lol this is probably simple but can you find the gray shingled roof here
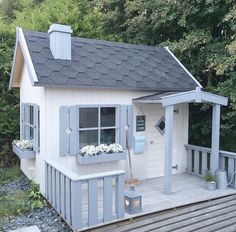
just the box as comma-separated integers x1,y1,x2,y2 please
23,30,198,91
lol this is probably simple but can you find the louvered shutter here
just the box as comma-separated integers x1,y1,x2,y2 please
69,105,78,155
59,106,70,156
127,105,133,149
33,104,40,152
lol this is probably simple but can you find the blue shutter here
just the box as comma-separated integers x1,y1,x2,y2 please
33,104,40,152
119,105,127,149
127,105,133,149
69,106,78,155
20,103,25,140
59,106,70,156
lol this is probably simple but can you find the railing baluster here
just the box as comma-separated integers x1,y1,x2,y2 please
103,176,113,222
65,177,71,223
116,174,125,219
228,157,235,188
219,156,225,170
88,179,98,226
201,152,208,176
48,166,52,202
71,181,82,229
194,150,200,175
55,170,60,212
51,168,56,208
186,148,192,173
60,174,65,218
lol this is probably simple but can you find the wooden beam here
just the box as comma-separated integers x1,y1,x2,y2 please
164,105,174,194
211,104,221,171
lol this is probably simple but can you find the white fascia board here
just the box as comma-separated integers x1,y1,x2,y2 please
201,91,228,106
9,30,19,89
161,88,228,106
165,47,202,88
161,89,197,106
17,27,38,84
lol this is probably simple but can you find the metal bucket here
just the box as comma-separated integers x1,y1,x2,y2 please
216,169,227,190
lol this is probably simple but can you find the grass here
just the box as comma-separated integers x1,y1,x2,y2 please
0,164,45,228
0,164,23,184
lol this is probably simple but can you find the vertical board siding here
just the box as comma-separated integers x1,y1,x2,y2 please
44,161,125,231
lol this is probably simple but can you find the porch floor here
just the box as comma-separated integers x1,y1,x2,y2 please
125,173,236,217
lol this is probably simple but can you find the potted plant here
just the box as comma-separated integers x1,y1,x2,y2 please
12,140,35,159
204,170,217,191
77,143,126,164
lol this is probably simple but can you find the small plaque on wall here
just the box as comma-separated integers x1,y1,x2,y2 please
136,115,146,132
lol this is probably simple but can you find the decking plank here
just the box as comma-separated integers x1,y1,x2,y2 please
214,223,236,232
93,195,236,232
161,205,236,232
131,202,236,232
177,211,236,232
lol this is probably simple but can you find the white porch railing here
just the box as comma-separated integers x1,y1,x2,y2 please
44,159,125,231
185,144,236,189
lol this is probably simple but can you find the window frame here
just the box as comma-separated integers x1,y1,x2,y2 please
77,105,120,148
21,103,40,152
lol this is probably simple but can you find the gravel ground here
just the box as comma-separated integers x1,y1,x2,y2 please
1,175,72,232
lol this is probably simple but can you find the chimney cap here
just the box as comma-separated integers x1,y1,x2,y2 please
48,24,72,34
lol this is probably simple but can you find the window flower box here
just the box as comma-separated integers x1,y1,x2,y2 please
77,151,126,164
77,144,126,164
12,140,35,159
12,145,36,159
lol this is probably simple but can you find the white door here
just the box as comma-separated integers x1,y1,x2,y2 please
144,104,177,179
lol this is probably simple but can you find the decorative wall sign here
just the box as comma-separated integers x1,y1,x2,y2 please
136,115,146,132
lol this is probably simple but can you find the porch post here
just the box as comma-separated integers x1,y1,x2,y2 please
211,103,221,171
164,105,174,195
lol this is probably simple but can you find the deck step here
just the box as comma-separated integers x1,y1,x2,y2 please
92,194,236,232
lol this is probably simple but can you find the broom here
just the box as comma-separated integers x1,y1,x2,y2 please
125,125,140,187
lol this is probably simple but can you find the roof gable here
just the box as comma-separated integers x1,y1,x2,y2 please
9,27,38,89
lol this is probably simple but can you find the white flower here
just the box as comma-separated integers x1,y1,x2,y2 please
13,139,33,150
80,143,123,156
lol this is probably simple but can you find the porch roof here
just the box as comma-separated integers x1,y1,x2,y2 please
132,87,228,106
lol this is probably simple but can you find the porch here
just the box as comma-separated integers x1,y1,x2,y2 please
44,144,236,231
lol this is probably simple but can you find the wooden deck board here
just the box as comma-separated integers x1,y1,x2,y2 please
91,194,236,232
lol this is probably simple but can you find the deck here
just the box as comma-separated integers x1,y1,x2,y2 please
92,194,236,232
84,173,236,231
133,173,236,215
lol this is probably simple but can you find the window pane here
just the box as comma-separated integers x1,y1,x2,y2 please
101,107,116,127
24,105,29,123
101,129,116,145
79,108,98,128
79,130,98,149
29,106,34,125
24,125,34,140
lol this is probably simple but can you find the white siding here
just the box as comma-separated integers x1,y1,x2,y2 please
19,64,189,192
20,63,46,192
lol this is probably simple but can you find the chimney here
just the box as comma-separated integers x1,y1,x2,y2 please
48,24,73,60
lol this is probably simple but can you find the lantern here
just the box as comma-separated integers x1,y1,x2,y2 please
124,186,142,214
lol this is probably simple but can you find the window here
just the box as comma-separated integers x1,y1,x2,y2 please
155,116,165,135
21,103,40,151
78,106,118,149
